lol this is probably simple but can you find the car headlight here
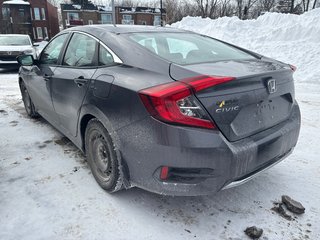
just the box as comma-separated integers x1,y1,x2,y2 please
24,49,35,54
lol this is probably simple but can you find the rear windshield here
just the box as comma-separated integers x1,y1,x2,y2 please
128,32,256,65
0,35,31,46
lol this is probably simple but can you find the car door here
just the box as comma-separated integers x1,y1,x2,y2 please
27,33,69,123
51,32,98,137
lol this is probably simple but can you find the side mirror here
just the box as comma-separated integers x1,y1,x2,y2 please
17,55,34,66
33,43,39,47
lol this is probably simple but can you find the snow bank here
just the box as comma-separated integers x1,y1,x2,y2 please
171,9,320,84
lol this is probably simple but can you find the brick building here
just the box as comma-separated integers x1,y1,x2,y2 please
0,0,59,41
61,4,113,29
116,7,165,26
0,0,32,36
60,4,166,29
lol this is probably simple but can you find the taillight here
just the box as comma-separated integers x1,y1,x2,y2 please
289,64,297,72
139,75,235,129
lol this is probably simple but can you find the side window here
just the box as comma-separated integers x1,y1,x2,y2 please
63,33,97,67
99,44,114,66
40,34,68,65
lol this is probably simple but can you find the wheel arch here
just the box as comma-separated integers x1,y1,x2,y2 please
18,76,25,88
78,104,131,188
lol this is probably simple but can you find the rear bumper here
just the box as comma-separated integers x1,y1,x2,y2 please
222,148,293,190
117,102,301,196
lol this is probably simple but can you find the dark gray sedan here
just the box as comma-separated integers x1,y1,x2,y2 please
17,25,300,196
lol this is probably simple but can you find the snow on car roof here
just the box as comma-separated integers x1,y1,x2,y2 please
0,34,30,36
3,0,30,5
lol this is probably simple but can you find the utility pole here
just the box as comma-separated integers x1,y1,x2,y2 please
112,0,116,25
160,0,163,26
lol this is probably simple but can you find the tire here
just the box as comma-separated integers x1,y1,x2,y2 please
85,119,123,193
19,81,39,118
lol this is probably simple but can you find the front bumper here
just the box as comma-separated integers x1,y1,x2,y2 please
117,103,301,196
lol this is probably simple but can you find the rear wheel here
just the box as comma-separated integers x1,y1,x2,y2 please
85,119,123,193
19,81,39,118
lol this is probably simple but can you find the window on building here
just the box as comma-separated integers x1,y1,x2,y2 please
154,16,161,26
40,34,68,65
122,15,133,25
41,8,46,20
18,8,25,18
2,7,10,20
67,12,79,21
44,27,48,39
34,8,40,20
30,8,33,20
36,27,43,39
63,33,97,67
101,14,112,24
123,15,132,20
88,20,93,25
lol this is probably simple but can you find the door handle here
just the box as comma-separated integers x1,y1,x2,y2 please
74,76,87,87
43,74,52,81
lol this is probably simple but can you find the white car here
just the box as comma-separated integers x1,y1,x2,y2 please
0,34,37,68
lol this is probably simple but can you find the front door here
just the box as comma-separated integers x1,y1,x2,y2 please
27,33,69,123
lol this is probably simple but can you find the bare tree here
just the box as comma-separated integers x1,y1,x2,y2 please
258,0,276,11
164,0,198,24
290,0,295,12
305,0,311,10
218,0,234,17
312,0,318,8
121,0,135,7
48,0,65,6
236,0,259,19
194,0,220,18
164,0,178,23
236,0,244,18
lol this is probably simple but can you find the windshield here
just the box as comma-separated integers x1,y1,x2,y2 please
128,32,256,65
0,35,31,46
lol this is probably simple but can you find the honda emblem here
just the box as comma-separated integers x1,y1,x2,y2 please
267,79,276,94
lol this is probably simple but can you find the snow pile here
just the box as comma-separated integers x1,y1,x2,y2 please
172,9,320,84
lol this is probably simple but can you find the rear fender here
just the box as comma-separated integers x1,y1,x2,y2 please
78,104,131,188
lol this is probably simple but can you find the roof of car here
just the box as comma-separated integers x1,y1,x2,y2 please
65,25,189,34
0,34,30,36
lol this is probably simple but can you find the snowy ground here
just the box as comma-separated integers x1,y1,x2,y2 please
1,10,320,240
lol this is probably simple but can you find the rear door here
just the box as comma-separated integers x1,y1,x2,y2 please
51,32,98,137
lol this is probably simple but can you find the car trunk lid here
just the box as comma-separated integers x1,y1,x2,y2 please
170,59,295,142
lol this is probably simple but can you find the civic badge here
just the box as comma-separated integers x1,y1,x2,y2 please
267,79,276,94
